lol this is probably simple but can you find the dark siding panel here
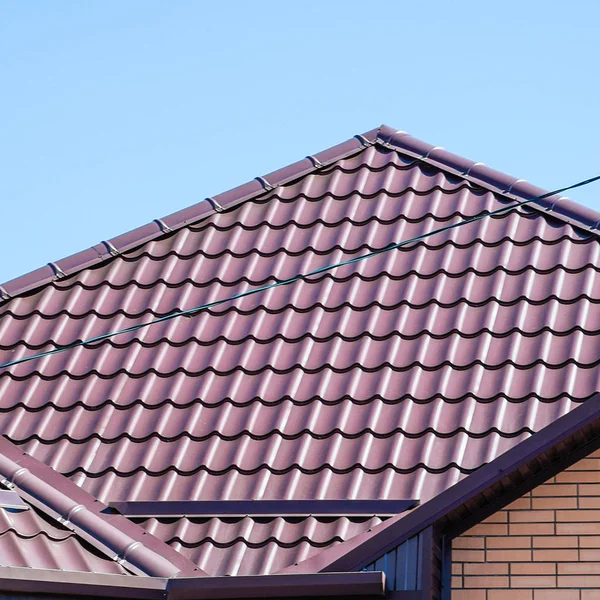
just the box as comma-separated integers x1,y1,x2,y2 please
364,534,422,591
395,539,408,590
405,534,419,590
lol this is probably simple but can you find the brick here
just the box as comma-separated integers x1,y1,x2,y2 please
534,591,579,600
582,592,600,600
532,535,578,548
566,458,600,470
586,449,600,458
579,484,600,496
558,561,600,574
533,549,578,562
557,509,600,522
487,536,531,549
464,562,509,575
451,576,462,588
509,510,555,523
532,484,577,497
506,497,532,510
579,497,600,508
452,563,463,575
487,549,532,562
510,575,556,588
580,549,600,561
532,496,577,510
489,592,532,600
452,591,486,600
558,575,600,587
579,535,600,548
483,512,508,523
452,549,485,562
454,537,485,549
464,575,509,588
557,522,600,535
465,523,508,536
511,563,555,575
555,470,600,483
509,523,555,536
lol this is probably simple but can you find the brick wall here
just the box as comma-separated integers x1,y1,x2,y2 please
452,448,600,600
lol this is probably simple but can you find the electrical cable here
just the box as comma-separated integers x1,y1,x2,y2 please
2,173,600,371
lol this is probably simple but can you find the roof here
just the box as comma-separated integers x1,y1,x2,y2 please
0,435,199,577
0,124,599,582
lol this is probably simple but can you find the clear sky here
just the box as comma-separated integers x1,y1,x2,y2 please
2,1,599,284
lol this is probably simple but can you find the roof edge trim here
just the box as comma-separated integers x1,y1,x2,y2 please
0,567,167,599
0,566,386,599
111,499,418,517
166,571,386,599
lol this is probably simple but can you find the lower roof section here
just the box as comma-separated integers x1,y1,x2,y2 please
135,515,388,577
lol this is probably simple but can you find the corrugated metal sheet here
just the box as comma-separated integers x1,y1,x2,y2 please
0,135,599,576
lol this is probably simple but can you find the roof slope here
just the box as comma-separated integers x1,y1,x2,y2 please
0,125,599,576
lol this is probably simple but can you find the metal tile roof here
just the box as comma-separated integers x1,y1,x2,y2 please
135,516,386,576
0,436,200,577
0,503,131,574
0,124,599,577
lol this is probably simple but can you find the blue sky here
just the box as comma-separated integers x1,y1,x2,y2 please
1,1,599,284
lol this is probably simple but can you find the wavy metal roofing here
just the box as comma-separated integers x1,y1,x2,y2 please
0,435,200,578
0,125,599,576
0,501,131,574
135,516,386,576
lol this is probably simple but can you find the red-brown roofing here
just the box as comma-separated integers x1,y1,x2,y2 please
0,435,199,577
0,124,599,578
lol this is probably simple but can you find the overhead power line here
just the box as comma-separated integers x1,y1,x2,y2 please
1,173,600,371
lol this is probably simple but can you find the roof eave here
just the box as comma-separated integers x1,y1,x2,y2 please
0,568,167,600
0,567,387,600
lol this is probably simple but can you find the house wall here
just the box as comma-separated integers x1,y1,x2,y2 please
451,448,600,600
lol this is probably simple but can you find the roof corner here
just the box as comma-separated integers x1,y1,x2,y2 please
0,436,202,578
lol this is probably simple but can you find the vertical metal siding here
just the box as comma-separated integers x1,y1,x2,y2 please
364,533,422,591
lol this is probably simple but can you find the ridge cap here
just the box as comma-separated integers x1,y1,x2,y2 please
0,128,379,302
3,124,597,303
375,127,600,236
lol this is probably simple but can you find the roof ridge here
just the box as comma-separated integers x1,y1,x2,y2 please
0,436,202,578
0,128,380,302
376,125,600,236
2,123,598,303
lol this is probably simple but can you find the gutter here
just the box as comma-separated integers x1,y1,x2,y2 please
0,568,386,599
